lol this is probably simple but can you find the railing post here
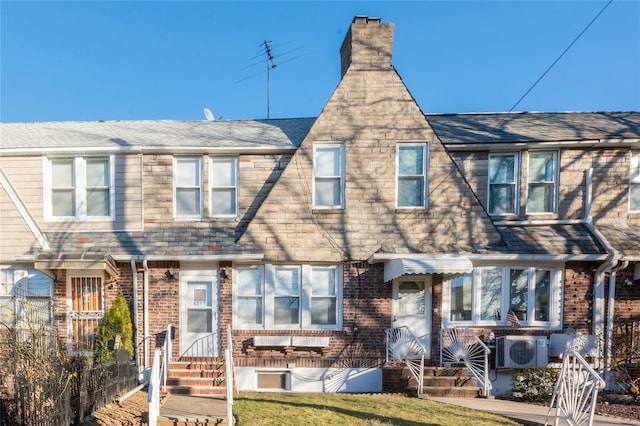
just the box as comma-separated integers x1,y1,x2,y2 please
148,348,161,426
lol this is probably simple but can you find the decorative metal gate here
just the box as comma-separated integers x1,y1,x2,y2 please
68,275,104,354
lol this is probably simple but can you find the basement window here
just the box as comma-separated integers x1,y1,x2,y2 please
257,371,290,391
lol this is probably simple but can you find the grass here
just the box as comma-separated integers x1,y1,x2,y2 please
233,393,522,426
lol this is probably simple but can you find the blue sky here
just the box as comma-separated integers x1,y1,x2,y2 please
1,1,639,123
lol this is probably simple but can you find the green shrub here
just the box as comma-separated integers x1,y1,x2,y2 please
512,367,559,402
94,292,134,363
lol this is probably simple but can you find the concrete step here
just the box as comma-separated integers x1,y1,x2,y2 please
168,368,225,378
423,366,470,377
166,377,226,387
423,376,478,388
417,386,481,398
165,385,226,395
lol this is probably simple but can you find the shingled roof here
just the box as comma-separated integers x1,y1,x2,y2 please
495,224,606,256
0,118,315,151
427,111,640,145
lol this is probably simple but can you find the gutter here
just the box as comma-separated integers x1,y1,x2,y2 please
131,259,140,377
143,259,149,370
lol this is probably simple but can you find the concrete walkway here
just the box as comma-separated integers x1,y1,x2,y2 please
428,397,640,426
158,394,640,426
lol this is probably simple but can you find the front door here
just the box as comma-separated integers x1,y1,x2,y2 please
392,276,432,355
180,264,219,357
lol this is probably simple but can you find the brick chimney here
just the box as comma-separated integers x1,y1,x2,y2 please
340,16,394,77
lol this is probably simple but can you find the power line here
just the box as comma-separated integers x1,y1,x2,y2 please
503,0,613,117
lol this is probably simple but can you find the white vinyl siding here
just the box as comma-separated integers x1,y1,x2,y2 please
631,151,640,212
174,157,202,218
210,157,238,217
488,153,518,215
45,156,114,221
527,151,558,214
234,264,342,330
396,143,428,208
313,144,345,209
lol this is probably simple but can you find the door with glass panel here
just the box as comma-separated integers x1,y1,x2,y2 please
180,265,219,357
392,277,432,355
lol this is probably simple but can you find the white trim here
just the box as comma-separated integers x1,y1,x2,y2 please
525,150,559,215
209,156,239,218
312,143,345,209
43,155,115,222
0,166,50,250
395,142,429,209
173,156,203,219
488,152,520,216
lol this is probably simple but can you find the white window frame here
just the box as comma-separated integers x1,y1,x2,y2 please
174,156,203,219
209,156,239,217
233,264,342,331
44,156,115,221
442,264,562,329
488,152,519,215
526,151,559,214
313,143,345,209
396,142,428,209
630,151,640,212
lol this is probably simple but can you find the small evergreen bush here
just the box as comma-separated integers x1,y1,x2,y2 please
512,367,559,402
94,292,134,363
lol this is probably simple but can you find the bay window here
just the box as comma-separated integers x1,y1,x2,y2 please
444,265,560,328
234,264,342,330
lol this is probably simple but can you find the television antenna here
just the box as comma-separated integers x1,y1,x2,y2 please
236,41,309,119
261,40,276,119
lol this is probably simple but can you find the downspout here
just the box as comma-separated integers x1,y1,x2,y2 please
605,260,628,387
143,259,149,370
583,168,621,372
130,259,140,376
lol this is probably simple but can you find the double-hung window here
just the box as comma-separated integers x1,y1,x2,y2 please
313,144,345,209
234,264,342,330
527,151,558,214
45,156,113,220
631,151,640,212
210,157,238,217
444,265,560,328
396,143,428,208
488,153,518,215
0,267,53,325
174,157,202,218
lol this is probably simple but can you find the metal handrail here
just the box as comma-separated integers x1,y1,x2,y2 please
148,348,161,426
225,325,234,425
440,327,492,397
386,326,427,394
161,324,172,392
546,350,605,426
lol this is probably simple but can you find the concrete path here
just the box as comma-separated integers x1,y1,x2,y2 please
428,397,640,426
159,394,229,424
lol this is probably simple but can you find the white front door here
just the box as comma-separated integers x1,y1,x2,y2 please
180,264,219,357
392,276,432,355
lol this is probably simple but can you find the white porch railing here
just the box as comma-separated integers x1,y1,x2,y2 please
545,350,605,426
225,325,235,425
440,327,492,397
148,324,172,426
386,326,427,394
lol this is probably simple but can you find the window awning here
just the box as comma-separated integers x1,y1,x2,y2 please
34,253,119,279
382,255,473,282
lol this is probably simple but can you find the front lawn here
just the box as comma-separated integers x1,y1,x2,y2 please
233,393,521,426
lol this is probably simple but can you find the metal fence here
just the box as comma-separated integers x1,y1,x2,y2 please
0,323,138,426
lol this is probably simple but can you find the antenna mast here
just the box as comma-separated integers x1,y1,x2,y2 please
261,40,277,119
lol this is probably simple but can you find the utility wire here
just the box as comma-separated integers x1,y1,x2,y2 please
503,0,613,116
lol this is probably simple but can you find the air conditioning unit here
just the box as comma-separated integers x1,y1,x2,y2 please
496,336,548,369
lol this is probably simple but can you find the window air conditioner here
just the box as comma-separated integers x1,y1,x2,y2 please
496,336,548,369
